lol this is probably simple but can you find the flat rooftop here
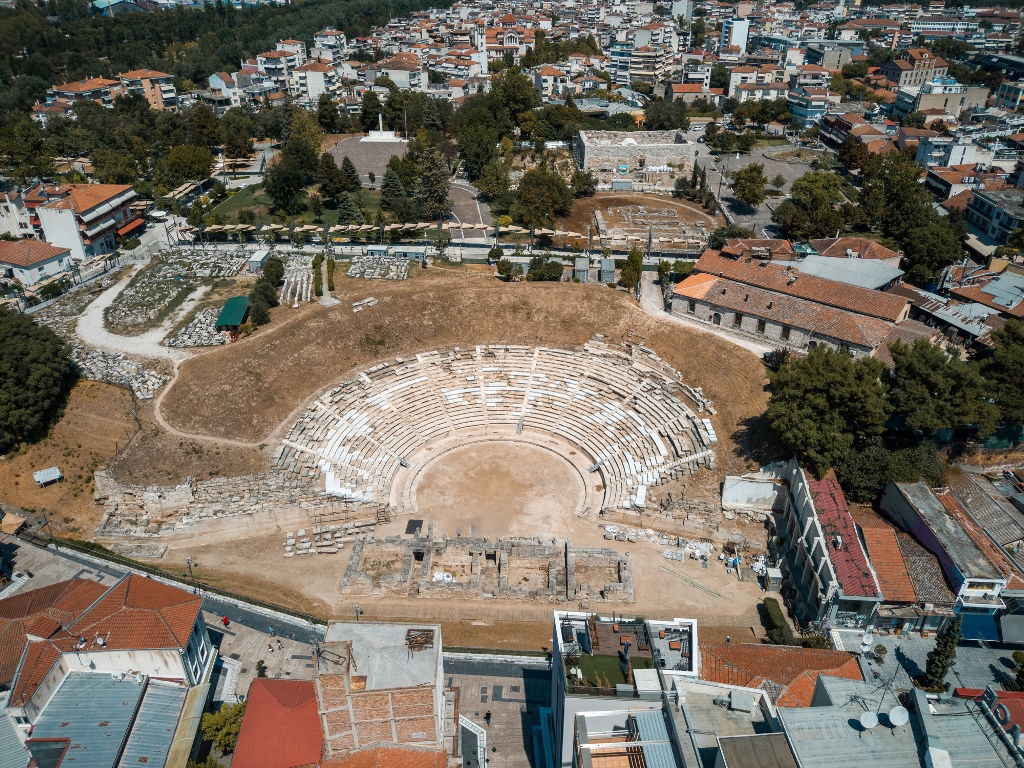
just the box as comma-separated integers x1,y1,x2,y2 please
323,621,441,690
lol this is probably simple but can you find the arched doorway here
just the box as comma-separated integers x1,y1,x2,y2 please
712,313,721,325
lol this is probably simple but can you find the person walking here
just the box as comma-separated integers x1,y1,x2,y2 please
222,616,230,628
484,710,491,726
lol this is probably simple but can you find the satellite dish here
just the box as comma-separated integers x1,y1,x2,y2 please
889,706,909,728
860,711,879,730
861,634,874,647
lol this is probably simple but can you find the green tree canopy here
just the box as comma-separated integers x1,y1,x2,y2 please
981,318,1024,424
317,152,344,201
336,192,364,224
922,615,961,690
339,155,362,192
767,345,891,475
361,91,382,130
476,160,511,201
886,339,996,436
263,155,306,214
513,166,573,228
379,166,409,218
771,170,846,240
200,701,246,753
731,163,768,209
414,147,451,221
0,308,76,454
159,144,214,188
261,255,284,286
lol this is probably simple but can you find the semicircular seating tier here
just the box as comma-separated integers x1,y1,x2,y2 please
274,342,717,512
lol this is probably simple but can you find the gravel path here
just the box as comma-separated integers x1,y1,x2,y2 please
75,267,207,361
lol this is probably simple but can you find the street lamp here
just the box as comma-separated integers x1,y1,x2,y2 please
186,556,199,593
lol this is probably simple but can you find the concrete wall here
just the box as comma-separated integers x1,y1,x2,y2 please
38,207,85,261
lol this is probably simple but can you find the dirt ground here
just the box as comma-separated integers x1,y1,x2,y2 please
560,192,725,243
159,270,769,489
0,381,136,536
412,442,585,537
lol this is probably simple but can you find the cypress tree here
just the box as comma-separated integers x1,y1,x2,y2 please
922,614,962,690
379,167,407,216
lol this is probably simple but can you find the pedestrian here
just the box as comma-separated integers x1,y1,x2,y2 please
268,643,274,654
222,616,230,628
277,640,284,651
269,626,275,637
484,710,491,726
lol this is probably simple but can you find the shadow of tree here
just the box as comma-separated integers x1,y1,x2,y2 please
730,412,785,468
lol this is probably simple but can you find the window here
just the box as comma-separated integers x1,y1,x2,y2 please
781,326,791,340
756,319,766,334
14,716,28,725
712,312,721,325
687,300,696,314
733,313,742,328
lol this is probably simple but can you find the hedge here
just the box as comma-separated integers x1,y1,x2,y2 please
762,597,796,645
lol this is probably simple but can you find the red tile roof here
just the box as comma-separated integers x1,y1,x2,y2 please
861,526,917,603
699,643,863,707
809,237,901,262
41,184,134,214
690,251,910,322
807,470,880,598
0,579,107,687
0,240,70,268
66,574,202,651
321,747,448,768
234,680,323,768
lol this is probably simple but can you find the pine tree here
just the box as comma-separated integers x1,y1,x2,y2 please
922,614,962,690
379,167,408,218
336,192,364,224
340,156,362,192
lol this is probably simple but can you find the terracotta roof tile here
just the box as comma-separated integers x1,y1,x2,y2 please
699,643,863,707
9,640,63,707
861,527,917,603
690,251,909,322
234,680,323,768
41,184,134,214
0,240,70,268
321,747,448,768
894,532,957,604
809,237,900,262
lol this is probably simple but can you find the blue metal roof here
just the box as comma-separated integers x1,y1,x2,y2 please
634,709,678,768
31,672,146,768
116,683,186,768
0,704,30,768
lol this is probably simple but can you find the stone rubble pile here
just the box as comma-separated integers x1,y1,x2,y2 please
346,254,409,280
164,308,227,347
70,343,168,399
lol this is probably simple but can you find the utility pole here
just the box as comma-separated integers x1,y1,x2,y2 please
186,556,199,593
40,505,58,550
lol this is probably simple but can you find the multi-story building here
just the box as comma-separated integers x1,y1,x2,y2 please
915,134,993,167
995,79,1024,110
36,183,140,261
379,52,426,91
893,76,989,119
720,17,751,52
628,45,668,86
964,188,1024,244
534,65,571,98
289,61,343,106
880,48,948,89
787,85,830,125
771,459,884,630
46,77,123,107
117,69,178,111
909,15,980,36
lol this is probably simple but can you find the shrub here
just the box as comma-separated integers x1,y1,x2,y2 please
326,257,335,291
802,634,832,650
762,597,796,645
249,280,279,308
488,246,505,262
312,254,323,297
262,256,284,286
200,700,246,753
249,295,270,326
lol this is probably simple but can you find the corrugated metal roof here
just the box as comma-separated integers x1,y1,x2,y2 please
216,296,249,329
794,255,903,290
634,709,678,768
31,671,146,767
116,682,186,768
32,467,62,484
0,702,30,768
980,270,1024,309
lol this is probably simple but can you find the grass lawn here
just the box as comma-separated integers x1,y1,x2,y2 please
209,185,382,228
754,137,791,148
574,652,655,688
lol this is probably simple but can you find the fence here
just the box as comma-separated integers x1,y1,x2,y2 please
17,528,327,626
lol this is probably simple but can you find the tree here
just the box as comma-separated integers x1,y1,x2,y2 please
0,119,55,184
496,258,523,280
491,68,541,125
160,145,214,187
710,224,753,250
762,598,795,646
476,160,511,201
201,701,246,753
263,156,306,214
900,222,962,285
289,108,324,154
525,255,564,281
513,166,573,227
281,137,318,177
415,148,452,221
457,119,499,181
771,170,847,240
570,169,597,198
835,437,945,502
771,173,787,192
902,111,927,129
982,319,1024,424
731,163,768,209
339,156,361,192
861,151,935,242
709,63,730,90
673,176,692,198
93,149,139,184
248,295,271,326
379,167,409,216
922,615,962,690
767,346,891,475
249,279,279,309
618,245,643,291
309,191,324,223
262,256,285,286
186,104,221,150
361,91,382,130
336,192,364,224
0,309,76,455
317,93,341,133
317,153,344,201
837,135,869,171
886,339,996,436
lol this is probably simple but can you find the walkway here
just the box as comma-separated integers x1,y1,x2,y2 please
638,277,774,357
